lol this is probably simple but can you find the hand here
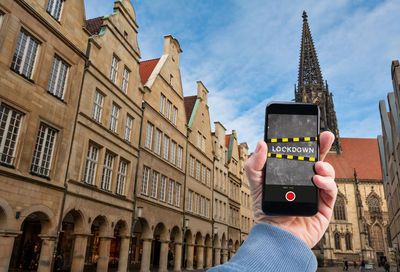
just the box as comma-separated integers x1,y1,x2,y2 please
244,131,336,248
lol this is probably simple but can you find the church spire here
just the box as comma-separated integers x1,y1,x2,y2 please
297,11,324,89
294,11,341,154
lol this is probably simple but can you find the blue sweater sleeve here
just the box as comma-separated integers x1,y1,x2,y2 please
208,224,317,272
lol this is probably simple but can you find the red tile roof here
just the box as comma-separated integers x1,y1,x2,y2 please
139,58,160,85
184,96,197,124
225,134,231,148
86,17,103,35
325,138,382,180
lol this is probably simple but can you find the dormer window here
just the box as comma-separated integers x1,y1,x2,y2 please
46,0,64,21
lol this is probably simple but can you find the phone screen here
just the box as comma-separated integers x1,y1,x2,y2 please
263,103,319,215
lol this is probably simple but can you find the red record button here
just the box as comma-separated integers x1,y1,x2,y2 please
285,191,296,201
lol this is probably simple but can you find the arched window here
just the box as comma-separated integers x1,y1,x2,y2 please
371,224,384,251
334,196,346,220
345,233,352,250
334,233,341,250
368,196,381,213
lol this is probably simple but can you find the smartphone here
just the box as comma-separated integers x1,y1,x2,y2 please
262,102,320,216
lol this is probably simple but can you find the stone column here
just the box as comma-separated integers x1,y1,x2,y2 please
37,235,57,272
70,234,90,272
221,249,228,264
214,247,221,266
173,242,182,272
158,240,169,272
0,231,20,272
186,243,194,270
196,245,204,269
117,236,130,272
96,236,112,272
206,245,212,268
140,238,152,272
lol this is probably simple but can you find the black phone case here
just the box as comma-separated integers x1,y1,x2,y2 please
262,102,320,216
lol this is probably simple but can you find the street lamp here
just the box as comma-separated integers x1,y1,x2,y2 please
184,218,190,228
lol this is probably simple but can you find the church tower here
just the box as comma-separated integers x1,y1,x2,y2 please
295,11,341,154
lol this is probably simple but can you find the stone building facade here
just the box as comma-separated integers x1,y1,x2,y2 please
296,12,389,266
0,1,254,271
211,121,230,265
378,60,400,268
0,0,88,271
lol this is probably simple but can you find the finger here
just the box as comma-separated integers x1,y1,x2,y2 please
313,174,337,193
244,141,268,173
314,161,335,178
314,175,337,220
319,131,335,161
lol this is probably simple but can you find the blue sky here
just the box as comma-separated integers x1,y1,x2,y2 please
85,0,400,152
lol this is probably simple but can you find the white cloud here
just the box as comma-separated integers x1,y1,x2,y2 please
84,0,400,151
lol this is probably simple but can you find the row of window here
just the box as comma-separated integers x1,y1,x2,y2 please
12,29,70,100
159,94,178,126
82,142,129,195
197,131,206,153
214,199,227,222
214,167,227,192
229,206,240,227
0,104,60,178
109,55,131,94
145,122,183,168
189,155,211,187
241,191,251,209
333,233,352,251
241,215,252,233
141,166,181,207
187,190,210,218
92,90,134,141
334,194,383,221
229,181,240,202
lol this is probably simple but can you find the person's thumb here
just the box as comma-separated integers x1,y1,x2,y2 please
244,141,268,174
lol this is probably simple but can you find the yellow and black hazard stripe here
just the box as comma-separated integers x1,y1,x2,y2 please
266,136,318,143
267,153,316,162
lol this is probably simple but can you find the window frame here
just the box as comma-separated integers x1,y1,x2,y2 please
30,123,57,178
92,90,104,123
162,134,169,160
109,103,120,133
11,29,40,80
46,0,64,21
82,143,99,185
121,66,130,94
0,104,24,166
100,151,115,191
145,122,154,150
154,129,162,155
47,54,69,100
141,166,150,195
109,55,119,83
116,159,127,195
150,170,159,199
159,175,167,202
124,115,133,142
